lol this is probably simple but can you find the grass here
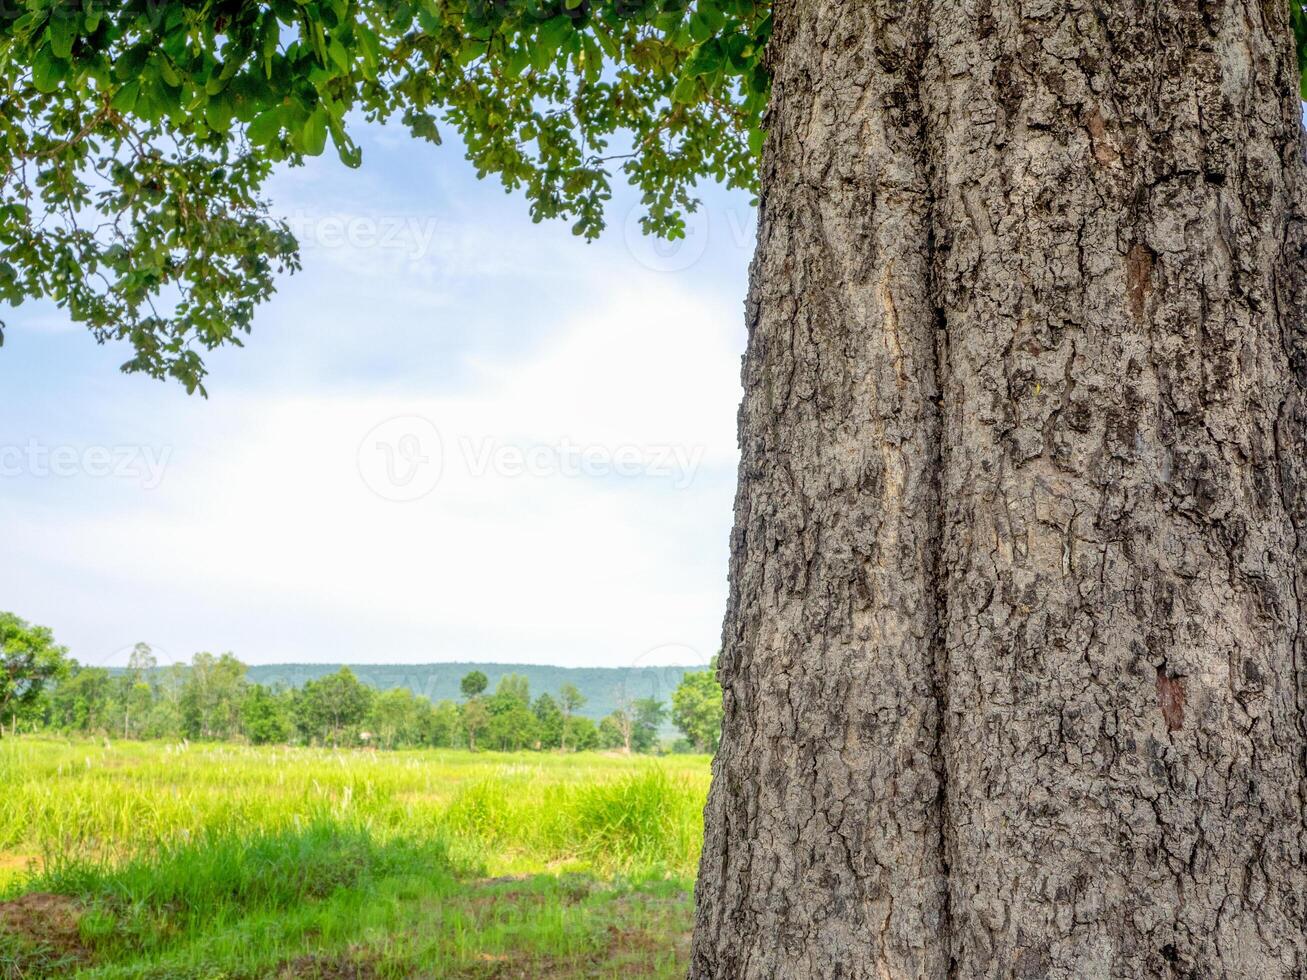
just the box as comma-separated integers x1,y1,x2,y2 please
0,737,711,978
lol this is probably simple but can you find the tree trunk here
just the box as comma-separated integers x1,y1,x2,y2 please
692,2,1307,977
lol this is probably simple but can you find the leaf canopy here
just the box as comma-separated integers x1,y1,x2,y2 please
2,1,1304,392
0,0,768,391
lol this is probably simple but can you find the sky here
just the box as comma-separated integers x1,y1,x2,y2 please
0,121,756,671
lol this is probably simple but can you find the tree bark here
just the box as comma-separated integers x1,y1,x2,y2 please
692,2,1307,977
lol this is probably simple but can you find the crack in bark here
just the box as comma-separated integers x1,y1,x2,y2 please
915,9,957,974
926,294,957,980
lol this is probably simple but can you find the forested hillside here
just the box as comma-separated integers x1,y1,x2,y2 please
243,662,694,727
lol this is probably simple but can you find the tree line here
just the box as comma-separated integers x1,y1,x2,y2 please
0,612,722,753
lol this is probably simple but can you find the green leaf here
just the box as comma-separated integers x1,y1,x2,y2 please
685,41,723,77
302,108,329,156
115,44,150,81
328,38,351,74
671,74,698,104
31,44,69,93
157,57,181,88
247,108,283,147
47,14,77,61
538,15,573,57
592,23,620,59
417,6,443,34
111,79,140,112
457,40,488,67
328,118,362,167
689,2,725,43
260,15,280,75
204,95,233,133
357,24,381,77
406,110,442,145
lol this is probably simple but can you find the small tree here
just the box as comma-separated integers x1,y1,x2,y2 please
557,683,586,752
599,698,665,754
241,684,289,745
533,693,564,749
180,652,248,740
564,715,599,752
478,674,536,750
597,713,627,751
459,671,488,700
0,612,70,736
144,663,188,739
427,700,460,748
48,665,111,733
367,687,432,749
671,661,723,754
119,642,157,739
630,698,666,754
461,698,490,752
491,673,530,709
609,686,637,753
295,667,372,746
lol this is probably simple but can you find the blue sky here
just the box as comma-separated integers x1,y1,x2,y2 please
0,121,755,670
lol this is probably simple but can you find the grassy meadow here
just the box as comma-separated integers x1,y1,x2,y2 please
0,738,712,978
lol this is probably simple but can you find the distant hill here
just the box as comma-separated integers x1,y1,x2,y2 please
243,662,699,728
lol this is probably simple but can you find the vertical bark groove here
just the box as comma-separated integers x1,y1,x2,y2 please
926,157,959,980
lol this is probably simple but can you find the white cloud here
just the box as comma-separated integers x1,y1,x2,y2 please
2,276,742,668
0,117,753,670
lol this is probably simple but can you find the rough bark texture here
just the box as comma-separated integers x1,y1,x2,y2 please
692,2,1307,977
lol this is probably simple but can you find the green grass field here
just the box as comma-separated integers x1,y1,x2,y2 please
0,738,712,978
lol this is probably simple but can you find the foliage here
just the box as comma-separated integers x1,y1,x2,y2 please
293,666,373,746
115,641,156,739
558,681,586,751
179,651,248,740
564,713,600,751
0,0,769,392
598,711,626,750
4,3,1307,393
670,657,721,753
484,700,539,750
599,696,665,752
251,662,689,724
533,691,563,748
45,663,113,732
483,673,539,750
241,682,290,744
0,611,70,732
558,682,585,714
365,685,432,748
492,671,530,708
8,610,681,754
428,696,461,747
460,695,490,751
459,669,488,699
630,697,666,752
